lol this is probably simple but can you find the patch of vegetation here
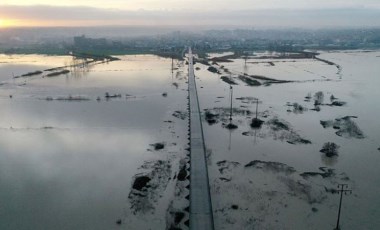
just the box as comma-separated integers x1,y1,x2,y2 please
250,118,264,128
330,101,346,106
221,76,237,85
314,91,324,105
320,142,340,157
151,142,165,150
238,75,261,86
320,116,364,139
132,176,151,191
225,123,238,129
205,110,219,125
46,69,70,77
20,70,43,77
207,66,219,73
268,118,289,131
177,165,188,181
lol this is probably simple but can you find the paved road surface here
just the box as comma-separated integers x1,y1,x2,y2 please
188,48,215,230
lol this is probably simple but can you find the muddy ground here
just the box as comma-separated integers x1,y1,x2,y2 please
211,158,353,230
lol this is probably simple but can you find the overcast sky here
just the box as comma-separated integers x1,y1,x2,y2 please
1,0,380,27
3,0,380,10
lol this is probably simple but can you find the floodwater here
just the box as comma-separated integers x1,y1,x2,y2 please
195,51,380,229
0,55,189,230
1,51,379,230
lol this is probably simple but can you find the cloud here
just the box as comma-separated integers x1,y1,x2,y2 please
1,5,380,28
3,0,380,11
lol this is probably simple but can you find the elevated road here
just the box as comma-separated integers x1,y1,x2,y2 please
187,48,215,230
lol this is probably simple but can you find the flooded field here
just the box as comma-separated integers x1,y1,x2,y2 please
1,50,379,230
0,55,189,230
196,51,380,230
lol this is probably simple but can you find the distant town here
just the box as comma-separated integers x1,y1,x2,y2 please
1,27,380,57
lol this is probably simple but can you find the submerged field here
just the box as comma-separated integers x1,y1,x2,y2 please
0,50,379,229
0,54,190,229
197,50,380,230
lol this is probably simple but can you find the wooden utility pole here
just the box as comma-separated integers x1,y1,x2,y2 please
171,57,174,73
250,98,263,129
228,73,233,121
229,85,233,121
334,184,352,230
252,98,263,120
254,98,259,120
243,52,248,65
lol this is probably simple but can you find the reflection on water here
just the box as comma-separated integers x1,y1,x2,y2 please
0,129,148,230
68,57,92,78
0,54,187,230
321,153,338,166
196,51,380,230
2,51,379,229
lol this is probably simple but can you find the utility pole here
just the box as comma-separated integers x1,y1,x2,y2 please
334,184,352,230
229,73,233,121
229,85,233,121
171,56,174,73
252,98,263,120
243,52,248,76
250,98,263,129
255,98,259,120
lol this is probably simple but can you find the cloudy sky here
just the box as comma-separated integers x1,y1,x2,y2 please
1,0,380,27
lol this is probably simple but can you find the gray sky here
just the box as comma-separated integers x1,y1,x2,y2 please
1,0,380,27
2,0,380,10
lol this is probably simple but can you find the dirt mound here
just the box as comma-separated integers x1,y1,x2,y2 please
128,160,172,214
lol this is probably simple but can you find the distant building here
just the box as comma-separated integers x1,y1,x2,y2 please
73,35,107,50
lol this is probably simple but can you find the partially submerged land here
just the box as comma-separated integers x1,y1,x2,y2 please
13,52,119,79
200,50,342,86
0,49,379,230
192,50,379,229
118,49,377,229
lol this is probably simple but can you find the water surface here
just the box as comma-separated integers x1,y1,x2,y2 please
0,54,188,230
